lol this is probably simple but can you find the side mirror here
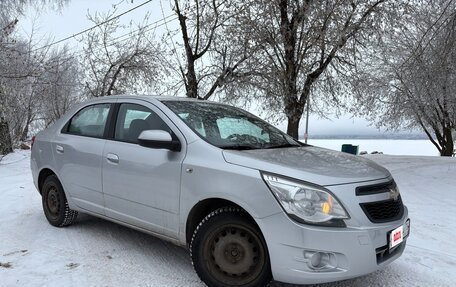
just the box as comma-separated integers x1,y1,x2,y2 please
138,130,181,151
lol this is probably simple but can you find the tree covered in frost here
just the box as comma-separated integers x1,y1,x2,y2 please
352,0,456,156
222,0,408,139
161,0,256,100
0,0,72,155
81,10,165,98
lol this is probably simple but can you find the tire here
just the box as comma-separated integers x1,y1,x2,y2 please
41,175,78,227
190,207,272,287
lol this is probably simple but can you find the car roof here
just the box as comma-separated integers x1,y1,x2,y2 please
83,94,229,106
86,94,198,101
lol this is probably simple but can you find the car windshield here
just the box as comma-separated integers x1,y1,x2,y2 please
162,100,302,150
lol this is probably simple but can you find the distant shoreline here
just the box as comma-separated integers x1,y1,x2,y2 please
304,138,438,156
302,134,429,140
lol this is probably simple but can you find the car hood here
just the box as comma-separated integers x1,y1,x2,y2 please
222,145,391,186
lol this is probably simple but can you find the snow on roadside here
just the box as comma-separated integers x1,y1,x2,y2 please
0,151,202,287
1,151,455,287
0,149,29,165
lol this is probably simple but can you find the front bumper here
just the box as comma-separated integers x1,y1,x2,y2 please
258,207,409,285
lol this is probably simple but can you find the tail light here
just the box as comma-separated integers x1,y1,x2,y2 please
31,136,36,148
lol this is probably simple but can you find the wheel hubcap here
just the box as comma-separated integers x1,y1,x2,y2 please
206,225,265,284
46,187,60,216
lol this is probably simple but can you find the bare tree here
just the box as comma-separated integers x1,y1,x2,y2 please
352,0,456,156
35,47,80,127
0,0,67,22
0,18,18,155
167,0,255,100
0,0,69,155
228,0,404,139
82,11,164,98
1,36,78,145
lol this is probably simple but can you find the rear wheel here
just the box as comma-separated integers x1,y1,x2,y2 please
42,175,78,227
190,207,272,287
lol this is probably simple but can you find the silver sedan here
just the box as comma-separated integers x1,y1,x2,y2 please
31,95,410,286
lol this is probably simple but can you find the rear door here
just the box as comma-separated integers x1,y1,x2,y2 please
101,100,186,238
53,102,114,215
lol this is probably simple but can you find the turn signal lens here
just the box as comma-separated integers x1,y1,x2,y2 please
322,202,331,214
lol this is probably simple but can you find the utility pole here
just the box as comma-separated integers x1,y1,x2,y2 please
304,94,310,144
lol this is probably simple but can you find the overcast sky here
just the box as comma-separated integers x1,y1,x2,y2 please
18,0,399,137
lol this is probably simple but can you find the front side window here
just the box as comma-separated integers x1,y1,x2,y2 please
115,103,171,143
163,101,301,150
67,104,111,138
177,112,206,136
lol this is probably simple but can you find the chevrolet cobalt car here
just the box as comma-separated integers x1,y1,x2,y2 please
31,95,410,287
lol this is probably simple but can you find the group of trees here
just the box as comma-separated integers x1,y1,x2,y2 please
1,0,75,154
353,0,456,156
82,10,165,98
1,0,455,156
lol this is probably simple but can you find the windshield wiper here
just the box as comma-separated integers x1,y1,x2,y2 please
221,145,261,150
264,143,301,149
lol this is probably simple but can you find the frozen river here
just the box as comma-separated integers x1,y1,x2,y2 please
308,139,439,156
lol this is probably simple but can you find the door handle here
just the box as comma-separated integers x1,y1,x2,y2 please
56,145,64,154
106,153,119,164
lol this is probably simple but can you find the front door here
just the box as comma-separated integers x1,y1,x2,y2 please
102,101,185,238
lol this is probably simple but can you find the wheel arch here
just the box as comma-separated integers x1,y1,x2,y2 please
38,167,58,194
185,197,263,245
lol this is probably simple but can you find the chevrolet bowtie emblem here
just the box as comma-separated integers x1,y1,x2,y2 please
389,188,400,201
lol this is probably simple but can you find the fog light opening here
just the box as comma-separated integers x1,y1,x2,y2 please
304,251,337,270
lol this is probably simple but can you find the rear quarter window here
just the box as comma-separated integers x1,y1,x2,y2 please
65,104,111,138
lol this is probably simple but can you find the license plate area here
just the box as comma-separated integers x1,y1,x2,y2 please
389,219,410,250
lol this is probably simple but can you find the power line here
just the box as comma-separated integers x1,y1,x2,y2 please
31,0,155,53
160,0,183,70
108,13,176,46
11,0,200,82
40,13,178,68
37,0,197,69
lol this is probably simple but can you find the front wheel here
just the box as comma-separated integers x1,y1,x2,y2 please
41,175,78,227
190,207,272,287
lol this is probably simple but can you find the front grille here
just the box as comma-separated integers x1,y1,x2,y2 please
360,196,404,223
356,180,396,196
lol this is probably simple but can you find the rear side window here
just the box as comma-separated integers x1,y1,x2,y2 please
114,103,171,143
67,104,111,138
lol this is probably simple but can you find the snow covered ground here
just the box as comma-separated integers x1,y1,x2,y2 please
1,150,455,287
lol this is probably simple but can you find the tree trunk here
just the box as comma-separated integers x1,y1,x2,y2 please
0,116,13,155
439,127,454,156
440,141,454,156
20,109,32,142
175,0,199,99
186,60,198,98
20,124,29,142
286,115,301,140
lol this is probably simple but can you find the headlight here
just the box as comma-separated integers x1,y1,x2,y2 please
262,173,349,227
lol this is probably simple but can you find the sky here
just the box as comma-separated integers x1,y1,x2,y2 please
17,0,404,137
